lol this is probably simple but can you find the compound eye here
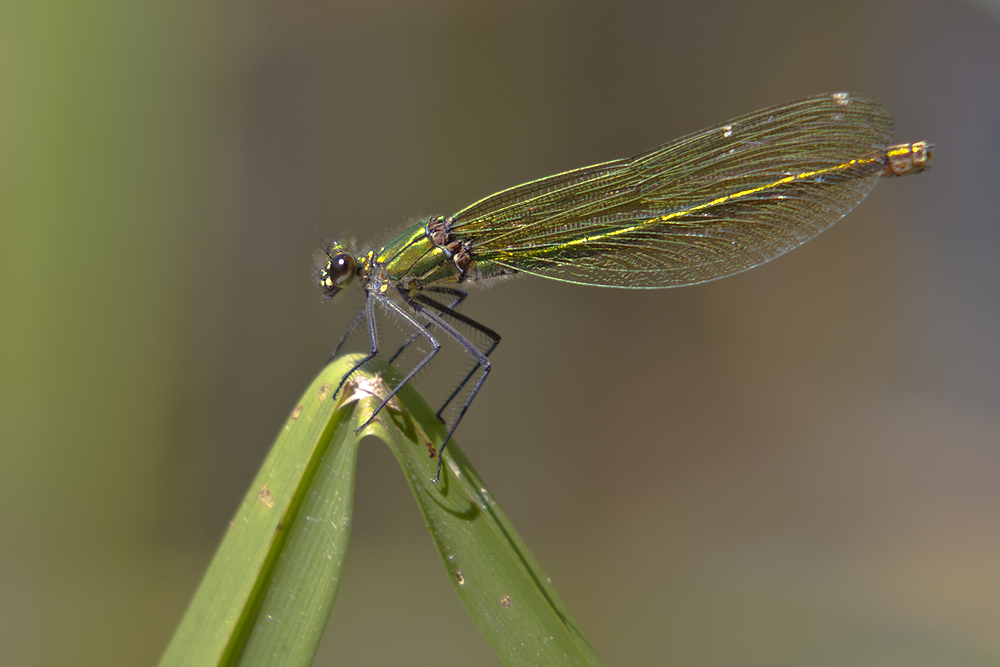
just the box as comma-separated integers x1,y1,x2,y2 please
319,252,356,295
329,253,355,282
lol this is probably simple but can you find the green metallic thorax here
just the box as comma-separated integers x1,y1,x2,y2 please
370,220,463,288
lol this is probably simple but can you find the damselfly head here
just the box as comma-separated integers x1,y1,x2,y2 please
316,239,357,298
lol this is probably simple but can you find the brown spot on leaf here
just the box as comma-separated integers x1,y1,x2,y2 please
424,437,437,458
499,594,512,609
258,485,275,509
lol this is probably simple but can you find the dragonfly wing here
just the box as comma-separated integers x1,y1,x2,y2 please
450,92,894,288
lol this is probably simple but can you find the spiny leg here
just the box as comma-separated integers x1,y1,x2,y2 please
387,287,468,366
408,296,494,483
329,306,367,363
332,296,380,401
410,292,501,421
354,296,441,433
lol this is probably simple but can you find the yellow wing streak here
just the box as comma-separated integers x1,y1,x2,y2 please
550,156,878,252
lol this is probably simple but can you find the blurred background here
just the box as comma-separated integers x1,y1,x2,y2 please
3,1,999,665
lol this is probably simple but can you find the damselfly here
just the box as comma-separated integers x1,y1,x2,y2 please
317,92,933,481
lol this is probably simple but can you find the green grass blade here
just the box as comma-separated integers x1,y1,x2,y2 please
160,355,601,667
365,361,603,667
159,355,366,667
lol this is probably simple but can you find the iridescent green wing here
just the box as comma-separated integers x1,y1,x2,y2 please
449,92,894,288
